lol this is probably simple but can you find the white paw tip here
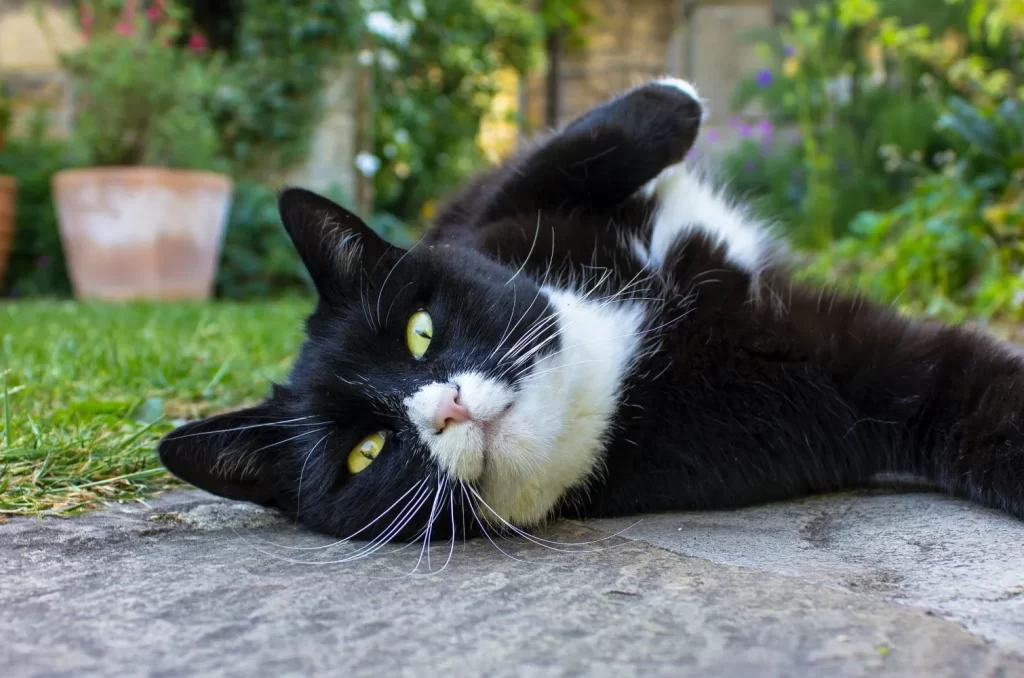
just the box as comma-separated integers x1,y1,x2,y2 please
651,77,701,102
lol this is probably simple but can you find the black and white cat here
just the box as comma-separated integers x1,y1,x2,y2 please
159,78,1024,544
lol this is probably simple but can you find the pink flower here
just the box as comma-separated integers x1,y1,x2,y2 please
147,5,162,22
79,2,94,38
115,21,134,36
188,33,208,52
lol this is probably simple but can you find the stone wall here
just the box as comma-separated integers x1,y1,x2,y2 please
520,0,779,157
0,0,82,138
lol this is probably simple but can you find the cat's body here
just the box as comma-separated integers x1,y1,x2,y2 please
159,79,1024,543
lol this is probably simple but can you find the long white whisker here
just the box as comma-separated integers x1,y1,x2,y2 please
468,486,639,551
295,433,330,522
505,212,541,285
461,483,531,564
251,480,428,551
168,417,328,439
376,235,426,325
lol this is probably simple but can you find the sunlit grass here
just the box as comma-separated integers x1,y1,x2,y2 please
0,299,312,517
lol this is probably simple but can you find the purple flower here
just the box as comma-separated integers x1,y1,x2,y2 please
739,123,754,138
756,120,774,139
705,129,721,143
37,255,51,269
756,69,774,88
783,44,796,57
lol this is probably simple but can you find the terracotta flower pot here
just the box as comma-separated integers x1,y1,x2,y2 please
52,167,233,301
0,175,14,292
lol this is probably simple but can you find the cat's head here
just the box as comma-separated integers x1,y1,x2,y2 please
159,189,600,539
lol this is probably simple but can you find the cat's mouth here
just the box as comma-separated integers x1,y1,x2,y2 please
480,402,514,445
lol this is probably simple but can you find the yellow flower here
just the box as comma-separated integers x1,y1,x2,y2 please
420,200,437,221
783,56,800,77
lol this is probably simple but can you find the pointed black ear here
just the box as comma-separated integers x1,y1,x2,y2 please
158,402,303,505
277,187,396,297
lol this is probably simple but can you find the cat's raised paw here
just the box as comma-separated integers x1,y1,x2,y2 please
650,77,702,103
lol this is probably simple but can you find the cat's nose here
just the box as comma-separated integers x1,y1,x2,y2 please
434,387,471,432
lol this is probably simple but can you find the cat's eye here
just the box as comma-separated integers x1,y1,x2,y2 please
348,431,386,475
406,310,433,360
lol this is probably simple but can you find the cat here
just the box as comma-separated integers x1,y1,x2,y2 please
159,78,1024,545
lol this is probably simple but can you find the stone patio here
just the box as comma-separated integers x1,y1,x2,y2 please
2,487,1023,677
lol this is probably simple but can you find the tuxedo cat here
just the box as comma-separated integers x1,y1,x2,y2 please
159,78,1024,545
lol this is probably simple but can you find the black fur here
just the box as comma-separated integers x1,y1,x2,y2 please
159,80,1024,541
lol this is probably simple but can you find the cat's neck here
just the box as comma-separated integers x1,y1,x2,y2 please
485,287,645,524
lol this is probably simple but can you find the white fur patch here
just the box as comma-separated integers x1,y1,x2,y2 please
406,292,644,527
646,164,768,272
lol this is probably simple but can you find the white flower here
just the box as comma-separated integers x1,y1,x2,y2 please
358,49,374,66
355,152,381,177
409,0,426,20
394,129,410,144
377,49,399,72
365,11,414,45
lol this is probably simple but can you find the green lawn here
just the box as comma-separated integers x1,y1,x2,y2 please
0,299,313,518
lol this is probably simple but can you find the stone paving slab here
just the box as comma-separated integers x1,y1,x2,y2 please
2,488,1022,677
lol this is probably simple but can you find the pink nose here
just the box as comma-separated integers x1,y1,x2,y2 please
433,387,471,432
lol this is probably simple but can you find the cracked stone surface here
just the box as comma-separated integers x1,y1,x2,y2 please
2,487,1023,677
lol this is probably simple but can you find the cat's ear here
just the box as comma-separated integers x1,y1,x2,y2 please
157,402,298,505
277,187,397,297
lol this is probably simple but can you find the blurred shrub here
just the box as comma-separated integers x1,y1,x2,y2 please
803,97,1024,323
205,0,363,175
64,1,226,170
362,0,543,224
750,0,1024,322
0,117,76,297
723,0,1021,249
216,181,415,299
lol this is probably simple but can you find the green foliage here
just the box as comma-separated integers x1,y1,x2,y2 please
804,97,1024,323
209,0,363,174
0,81,12,150
216,181,414,299
63,1,225,170
539,0,595,48
367,0,543,223
215,181,313,299
0,117,75,297
723,0,1024,323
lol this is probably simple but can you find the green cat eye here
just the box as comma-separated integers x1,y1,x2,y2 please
406,310,433,360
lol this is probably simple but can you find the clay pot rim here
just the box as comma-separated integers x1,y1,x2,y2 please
53,166,233,191
0,174,15,191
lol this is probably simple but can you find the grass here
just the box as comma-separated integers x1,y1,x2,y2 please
0,299,313,518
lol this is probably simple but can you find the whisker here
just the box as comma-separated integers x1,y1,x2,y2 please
251,480,429,551
468,486,640,552
295,433,330,522
460,483,532,564
504,212,541,285
167,416,328,439
248,428,328,456
376,234,426,326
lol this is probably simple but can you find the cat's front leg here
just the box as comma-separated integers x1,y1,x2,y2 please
434,78,705,229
